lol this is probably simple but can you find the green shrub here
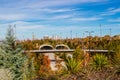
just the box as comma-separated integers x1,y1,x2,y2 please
112,52,120,73
65,57,82,74
90,54,108,70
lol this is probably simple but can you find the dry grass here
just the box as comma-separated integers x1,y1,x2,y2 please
0,68,14,80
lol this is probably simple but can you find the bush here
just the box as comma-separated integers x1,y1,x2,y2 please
90,54,108,70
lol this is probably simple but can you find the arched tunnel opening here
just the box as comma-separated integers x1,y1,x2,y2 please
39,44,54,50
56,44,70,50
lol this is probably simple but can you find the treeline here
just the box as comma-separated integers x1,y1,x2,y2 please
20,35,120,51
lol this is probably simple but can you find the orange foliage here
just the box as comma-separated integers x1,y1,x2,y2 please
43,55,50,68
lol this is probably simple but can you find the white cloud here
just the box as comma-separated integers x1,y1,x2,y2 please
0,21,45,30
19,25,44,29
110,8,120,13
49,15,71,20
107,7,115,11
0,14,27,21
11,21,45,29
100,12,114,16
0,0,107,22
33,14,72,20
108,18,120,22
100,7,120,16
26,0,107,8
35,8,77,13
71,17,101,21
0,21,46,31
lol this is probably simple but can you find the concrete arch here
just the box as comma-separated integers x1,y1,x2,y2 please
39,44,54,50
56,44,70,49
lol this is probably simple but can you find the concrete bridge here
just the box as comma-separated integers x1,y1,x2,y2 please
24,44,74,70
25,44,74,53
24,44,115,70
83,49,115,53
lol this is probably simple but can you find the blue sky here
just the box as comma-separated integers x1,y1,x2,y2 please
0,0,120,40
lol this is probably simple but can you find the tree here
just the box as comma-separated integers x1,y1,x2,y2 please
0,26,25,80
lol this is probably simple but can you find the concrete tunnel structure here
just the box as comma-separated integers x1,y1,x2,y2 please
39,44,73,70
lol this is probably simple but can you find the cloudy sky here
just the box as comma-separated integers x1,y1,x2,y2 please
0,0,120,39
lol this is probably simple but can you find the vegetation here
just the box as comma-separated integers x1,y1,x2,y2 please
0,26,26,80
90,54,108,70
0,26,120,80
112,45,120,74
20,35,120,80
0,68,14,80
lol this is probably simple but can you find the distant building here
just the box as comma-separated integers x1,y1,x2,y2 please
43,35,61,40
43,35,51,39
52,35,60,40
